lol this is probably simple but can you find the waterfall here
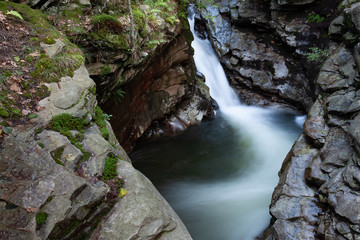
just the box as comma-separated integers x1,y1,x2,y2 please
186,8,304,240
130,8,304,240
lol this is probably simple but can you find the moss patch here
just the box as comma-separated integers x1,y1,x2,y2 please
94,106,109,140
36,212,48,230
51,147,65,166
49,113,88,133
103,153,118,181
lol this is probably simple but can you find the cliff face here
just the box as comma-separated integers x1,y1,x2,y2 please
197,0,360,239
102,30,213,151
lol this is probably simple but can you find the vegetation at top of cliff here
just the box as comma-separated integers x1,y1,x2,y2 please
0,3,53,134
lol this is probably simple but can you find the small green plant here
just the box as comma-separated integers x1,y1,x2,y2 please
113,89,125,103
307,13,325,23
100,65,111,75
6,10,23,20
103,113,112,121
306,47,328,63
103,153,118,181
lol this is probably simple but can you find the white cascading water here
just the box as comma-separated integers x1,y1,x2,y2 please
178,8,305,239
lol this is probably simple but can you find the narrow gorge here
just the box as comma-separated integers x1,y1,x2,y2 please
0,0,360,239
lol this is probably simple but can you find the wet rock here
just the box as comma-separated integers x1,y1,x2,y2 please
317,45,355,92
342,159,360,190
304,98,328,146
344,2,360,33
329,15,346,39
305,154,328,186
320,128,354,172
276,0,316,5
348,114,360,154
326,90,360,114
268,135,319,239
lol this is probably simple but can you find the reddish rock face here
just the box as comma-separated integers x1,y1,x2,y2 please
103,32,212,151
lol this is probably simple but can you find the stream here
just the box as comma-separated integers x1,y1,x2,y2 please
130,8,304,240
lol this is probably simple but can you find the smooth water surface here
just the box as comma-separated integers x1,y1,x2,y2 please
130,8,304,240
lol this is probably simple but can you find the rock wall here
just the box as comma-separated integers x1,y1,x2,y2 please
101,29,213,151
199,0,342,111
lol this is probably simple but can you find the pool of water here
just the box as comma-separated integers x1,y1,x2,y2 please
130,109,303,240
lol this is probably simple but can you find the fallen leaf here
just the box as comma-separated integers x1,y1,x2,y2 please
10,83,21,92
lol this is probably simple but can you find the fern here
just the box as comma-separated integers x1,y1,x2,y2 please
6,10,23,20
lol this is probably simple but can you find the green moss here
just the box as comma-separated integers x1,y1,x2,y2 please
0,2,59,38
89,85,96,95
49,113,87,132
103,153,118,180
43,36,56,45
94,106,109,140
36,212,48,230
46,196,54,203
10,108,21,116
63,8,83,22
34,126,45,135
132,6,146,30
37,142,45,148
79,151,91,163
51,147,65,166
92,14,122,27
100,65,111,75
